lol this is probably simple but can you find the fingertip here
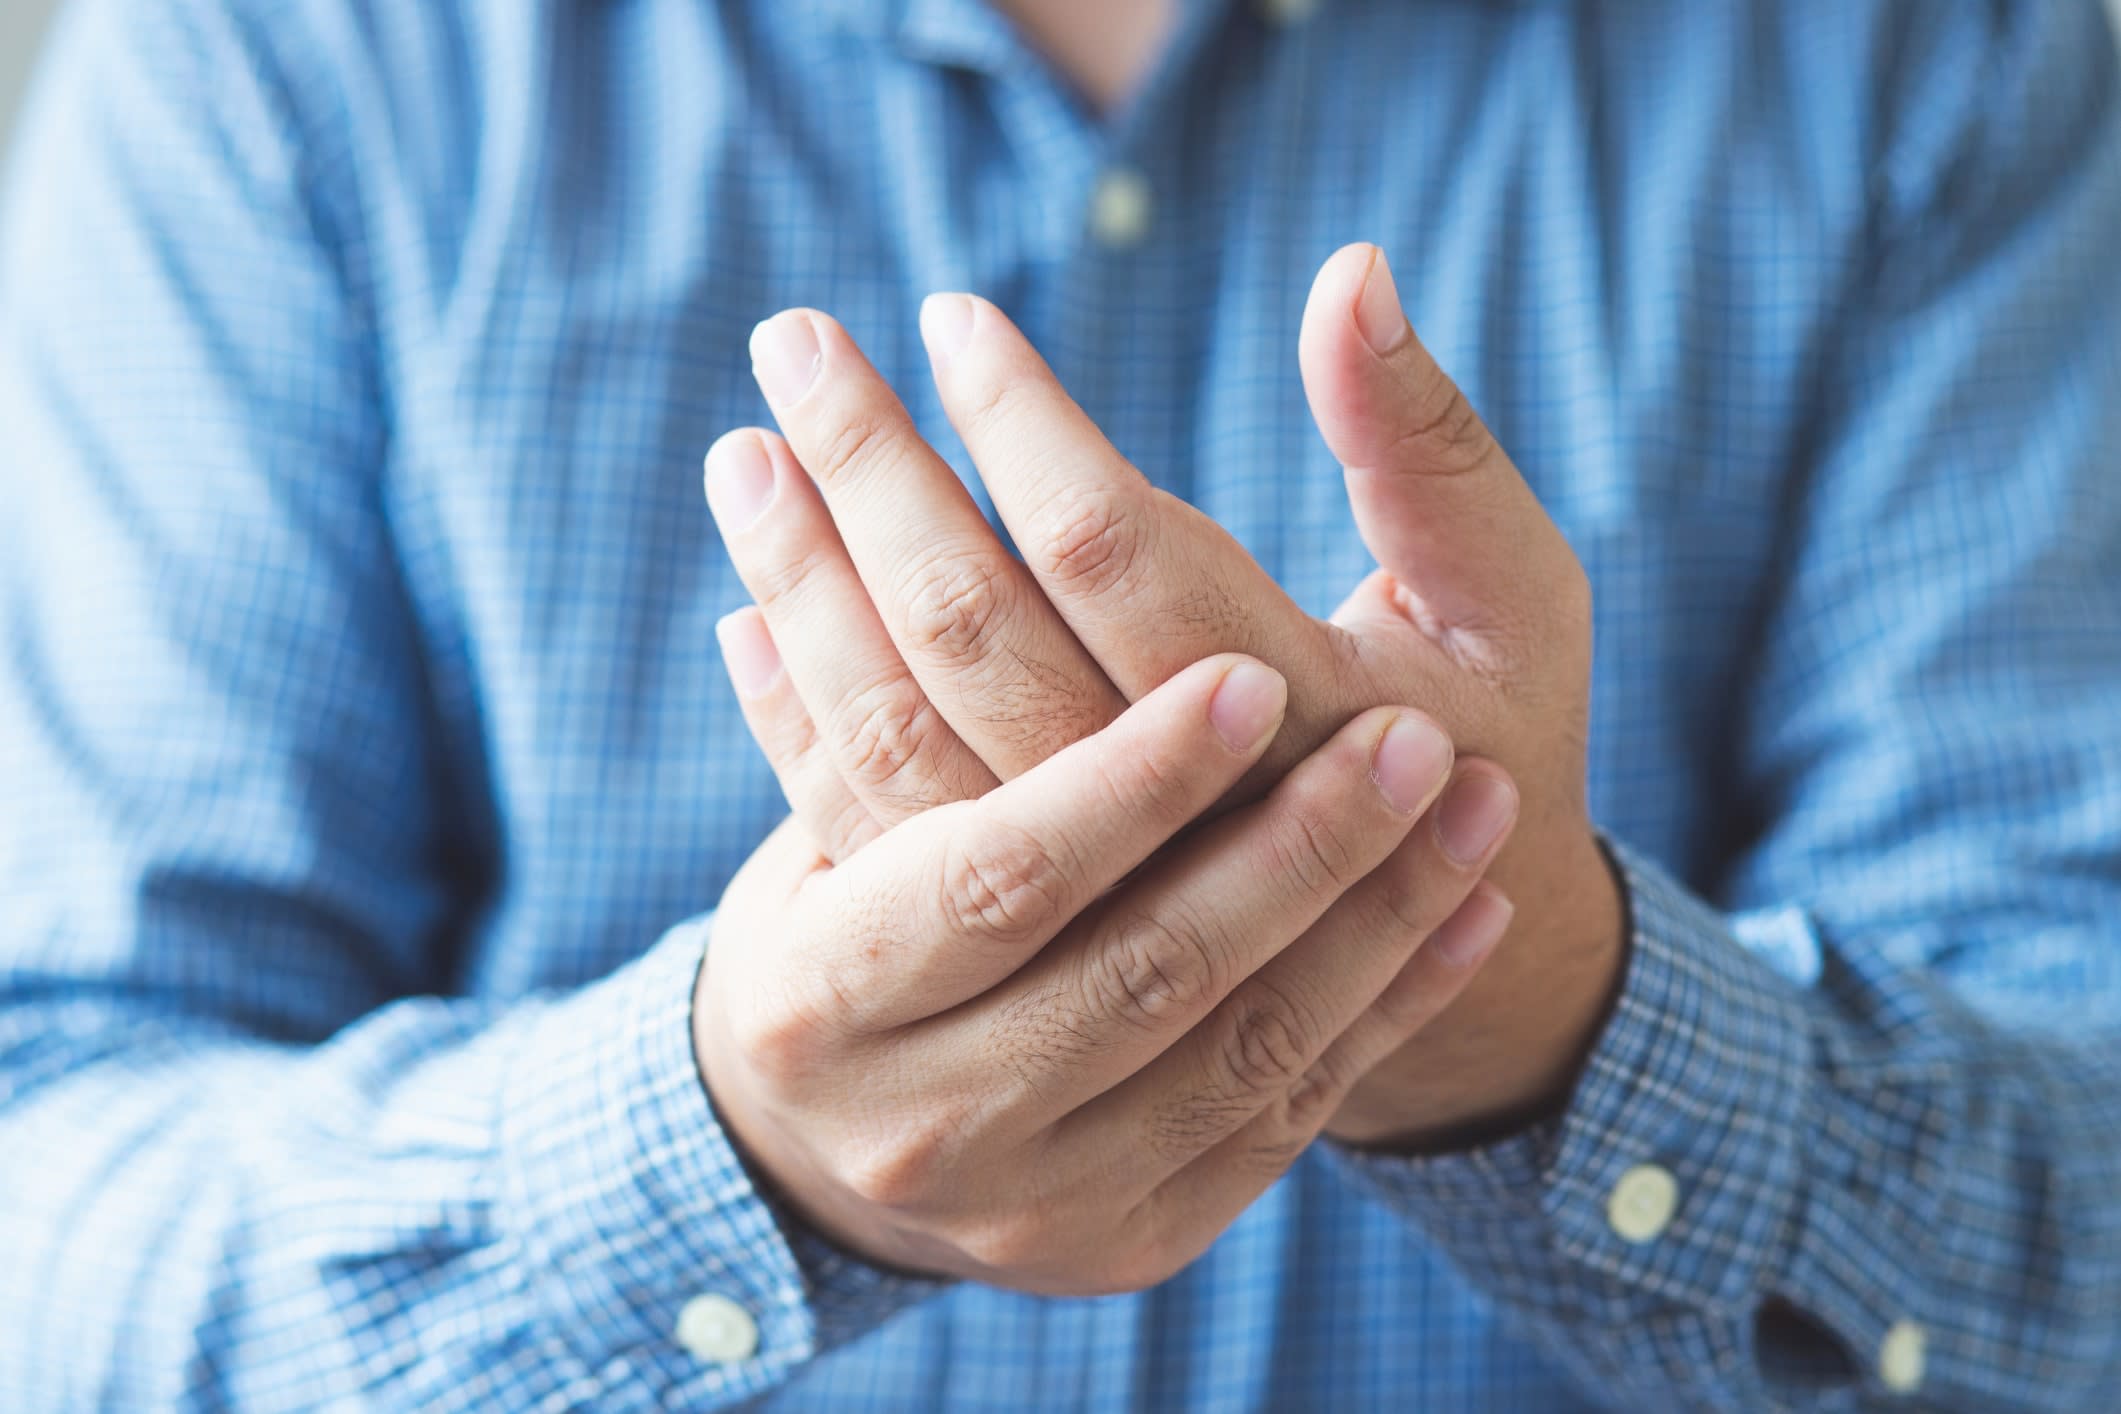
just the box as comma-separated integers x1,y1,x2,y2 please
716,605,784,698
1207,655,1289,753
1434,766,1519,868
747,305,829,344
1299,244,1397,439
704,429,780,532
1308,242,1410,359
941,293,1038,369
703,425,760,479
1315,241,1379,298
1369,709,1454,816
918,292,977,366
1430,882,1514,969
964,292,1014,334
748,309,827,407
714,600,765,633
1302,244,1381,341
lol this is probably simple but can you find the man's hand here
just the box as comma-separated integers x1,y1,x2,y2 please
694,657,1508,1290
708,243,1623,1145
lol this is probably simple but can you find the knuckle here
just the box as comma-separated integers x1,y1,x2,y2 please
959,1214,1054,1274
835,682,943,799
1275,1055,1347,1137
1220,988,1316,1099
727,976,840,1086
1374,866,1443,944
809,408,901,487
1266,802,1368,898
1089,909,1222,1031
938,823,1068,946
725,1001,811,1083
841,1107,972,1211
1364,968,1436,1036
1037,488,1141,595
1388,382,1495,478
1098,741,1198,826
746,535,835,614
956,370,1039,441
842,1140,935,1212
900,555,1012,668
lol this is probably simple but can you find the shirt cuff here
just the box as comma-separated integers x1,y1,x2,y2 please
492,914,939,1410
1329,837,1816,1327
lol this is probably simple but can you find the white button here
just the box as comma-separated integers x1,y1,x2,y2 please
1605,1163,1680,1243
1878,1320,1926,1394
674,1293,759,1363
1089,168,1154,249
1259,0,1321,25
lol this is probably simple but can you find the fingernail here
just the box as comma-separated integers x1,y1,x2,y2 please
919,293,976,366
1208,660,1287,752
704,433,778,532
749,312,823,407
1355,247,1412,355
1435,771,1518,866
716,610,782,697
1431,889,1513,968
1370,714,1452,814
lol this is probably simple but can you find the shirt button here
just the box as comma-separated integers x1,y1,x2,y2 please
1605,1163,1680,1244
1878,1320,1927,1394
1089,168,1154,249
674,1293,759,1364
1259,0,1321,25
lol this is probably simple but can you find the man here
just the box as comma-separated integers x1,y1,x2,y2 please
1,0,2117,1408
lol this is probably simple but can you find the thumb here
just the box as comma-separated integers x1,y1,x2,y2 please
1298,242,1570,636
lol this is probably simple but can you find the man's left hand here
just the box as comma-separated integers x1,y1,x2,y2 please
705,244,1624,1148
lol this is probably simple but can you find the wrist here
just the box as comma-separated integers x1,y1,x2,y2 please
1515,827,1630,1100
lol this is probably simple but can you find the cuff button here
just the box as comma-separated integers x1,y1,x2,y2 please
1606,1163,1680,1244
1879,1320,1926,1394
676,1293,760,1364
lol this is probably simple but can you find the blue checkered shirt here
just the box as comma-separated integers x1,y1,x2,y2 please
3,0,2119,1408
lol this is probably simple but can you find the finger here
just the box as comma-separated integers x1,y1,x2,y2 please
715,606,881,862
1061,759,1518,1185
1320,882,1517,1147
918,294,1348,720
707,428,998,820
958,705,1456,1124
747,308,1125,776
1297,243,1579,636
803,654,1290,1031
1120,883,1512,1276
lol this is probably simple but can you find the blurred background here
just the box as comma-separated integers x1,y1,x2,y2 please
5,0,2121,173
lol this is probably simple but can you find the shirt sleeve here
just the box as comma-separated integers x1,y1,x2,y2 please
0,2,932,1408
1334,5,2121,1409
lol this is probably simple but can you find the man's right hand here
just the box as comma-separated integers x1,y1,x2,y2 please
693,655,1508,1294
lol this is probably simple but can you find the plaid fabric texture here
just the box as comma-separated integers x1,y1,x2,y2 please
2,0,2118,1408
